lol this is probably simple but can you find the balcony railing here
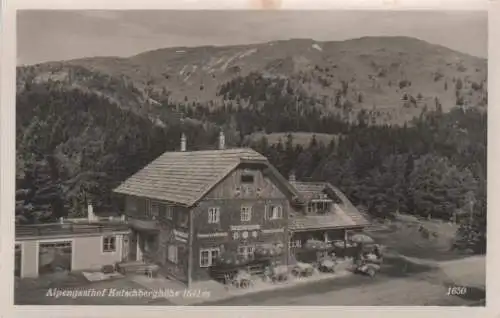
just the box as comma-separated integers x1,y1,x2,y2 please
127,216,160,231
16,222,131,238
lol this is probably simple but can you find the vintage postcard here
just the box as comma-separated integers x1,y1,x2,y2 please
0,0,497,317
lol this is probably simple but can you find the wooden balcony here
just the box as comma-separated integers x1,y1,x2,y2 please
127,216,160,232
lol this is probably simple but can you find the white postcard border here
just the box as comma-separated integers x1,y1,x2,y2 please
1,0,497,318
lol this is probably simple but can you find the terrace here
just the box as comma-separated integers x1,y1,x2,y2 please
16,217,130,240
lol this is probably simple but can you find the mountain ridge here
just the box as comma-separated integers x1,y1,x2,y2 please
17,36,487,125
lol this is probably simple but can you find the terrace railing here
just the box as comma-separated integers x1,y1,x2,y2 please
15,222,131,238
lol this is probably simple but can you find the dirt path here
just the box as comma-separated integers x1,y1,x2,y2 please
435,256,486,289
395,254,485,286
205,274,468,306
205,255,485,306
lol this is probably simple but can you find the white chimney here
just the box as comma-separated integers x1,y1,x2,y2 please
218,131,225,150
289,171,296,183
181,133,187,152
59,217,64,224
87,202,96,222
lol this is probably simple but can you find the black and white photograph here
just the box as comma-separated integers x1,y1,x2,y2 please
10,7,487,307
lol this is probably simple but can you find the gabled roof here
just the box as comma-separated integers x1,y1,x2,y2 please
113,148,300,207
327,184,370,227
289,181,370,230
291,181,331,201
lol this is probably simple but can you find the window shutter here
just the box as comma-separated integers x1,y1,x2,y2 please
264,204,268,220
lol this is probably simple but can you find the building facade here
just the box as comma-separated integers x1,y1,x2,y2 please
15,220,130,278
114,133,302,285
14,134,370,283
287,176,370,253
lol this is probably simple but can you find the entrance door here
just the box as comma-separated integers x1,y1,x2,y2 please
38,241,72,275
122,235,130,262
129,231,138,261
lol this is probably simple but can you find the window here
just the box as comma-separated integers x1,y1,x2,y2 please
168,245,178,264
241,174,254,184
128,197,138,213
166,206,173,220
208,207,220,224
200,248,220,267
145,199,153,218
307,200,332,214
288,239,302,248
145,200,160,219
103,236,116,253
237,245,255,258
241,206,252,222
268,205,283,219
150,202,160,218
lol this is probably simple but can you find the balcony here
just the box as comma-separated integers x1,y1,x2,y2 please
127,215,160,232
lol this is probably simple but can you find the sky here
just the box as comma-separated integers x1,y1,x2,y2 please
17,10,487,65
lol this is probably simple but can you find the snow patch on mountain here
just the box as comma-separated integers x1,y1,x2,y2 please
179,65,188,75
239,48,258,59
312,43,323,51
220,53,240,71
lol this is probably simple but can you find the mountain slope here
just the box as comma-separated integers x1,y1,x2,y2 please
17,36,487,126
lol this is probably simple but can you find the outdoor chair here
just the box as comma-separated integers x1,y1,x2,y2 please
223,273,236,290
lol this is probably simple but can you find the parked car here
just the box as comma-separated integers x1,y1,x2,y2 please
355,261,381,278
353,252,383,278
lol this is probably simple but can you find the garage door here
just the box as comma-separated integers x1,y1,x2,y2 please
38,241,72,275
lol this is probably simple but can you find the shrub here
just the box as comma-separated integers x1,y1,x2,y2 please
471,82,481,91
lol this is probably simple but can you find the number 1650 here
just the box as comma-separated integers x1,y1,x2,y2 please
447,287,467,296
